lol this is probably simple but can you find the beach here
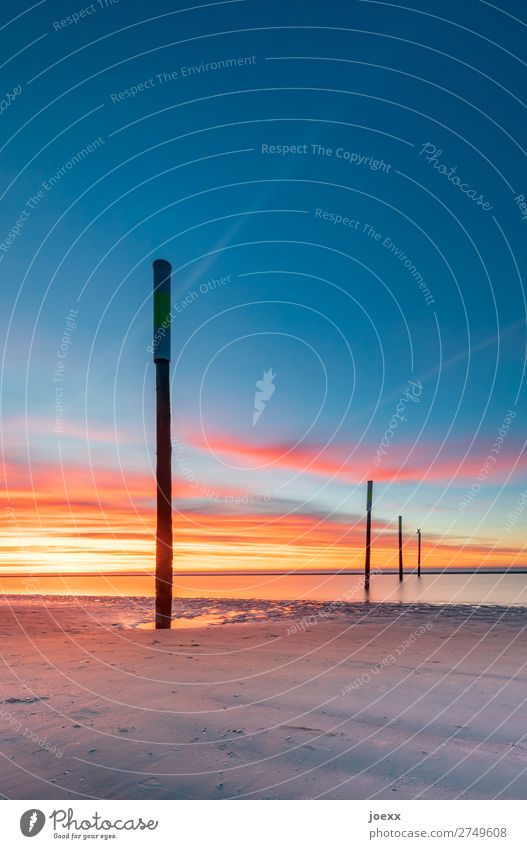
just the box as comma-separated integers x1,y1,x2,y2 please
0,596,525,800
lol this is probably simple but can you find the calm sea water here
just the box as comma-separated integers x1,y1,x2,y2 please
1,572,526,607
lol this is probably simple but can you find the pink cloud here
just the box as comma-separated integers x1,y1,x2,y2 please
181,431,527,486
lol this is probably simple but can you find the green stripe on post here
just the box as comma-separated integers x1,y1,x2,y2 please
153,259,172,362
154,291,171,334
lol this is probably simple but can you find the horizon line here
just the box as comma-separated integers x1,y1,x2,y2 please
1,568,527,578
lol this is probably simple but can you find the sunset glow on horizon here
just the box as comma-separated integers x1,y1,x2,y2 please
3,428,527,579
1,0,527,588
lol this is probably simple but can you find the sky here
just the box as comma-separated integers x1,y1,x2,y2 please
1,0,527,577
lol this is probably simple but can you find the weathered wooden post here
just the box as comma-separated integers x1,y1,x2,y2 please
417,528,421,577
153,259,173,629
398,515,403,582
364,481,373,590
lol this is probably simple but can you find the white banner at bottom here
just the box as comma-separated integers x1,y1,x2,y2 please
3,799,524,848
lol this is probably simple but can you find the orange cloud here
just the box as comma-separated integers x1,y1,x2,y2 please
182,430,527,486
1,448,526,577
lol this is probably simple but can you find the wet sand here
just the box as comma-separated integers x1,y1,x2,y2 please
0,596,525,799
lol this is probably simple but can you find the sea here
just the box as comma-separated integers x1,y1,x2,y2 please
1,570,526,608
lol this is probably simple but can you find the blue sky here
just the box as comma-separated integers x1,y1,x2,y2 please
1,0,527,572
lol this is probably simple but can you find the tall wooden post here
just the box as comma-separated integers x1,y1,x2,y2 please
398,515,403,582
364,480,373,590
153,259,173,629
417,528,421,577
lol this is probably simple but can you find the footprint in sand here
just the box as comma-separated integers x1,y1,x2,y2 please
3,696,49,704
74,707,100,717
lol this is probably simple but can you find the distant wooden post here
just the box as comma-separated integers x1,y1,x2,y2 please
417,528,421,577
364,480,373,590
398,515,403,582
153,259,173,629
